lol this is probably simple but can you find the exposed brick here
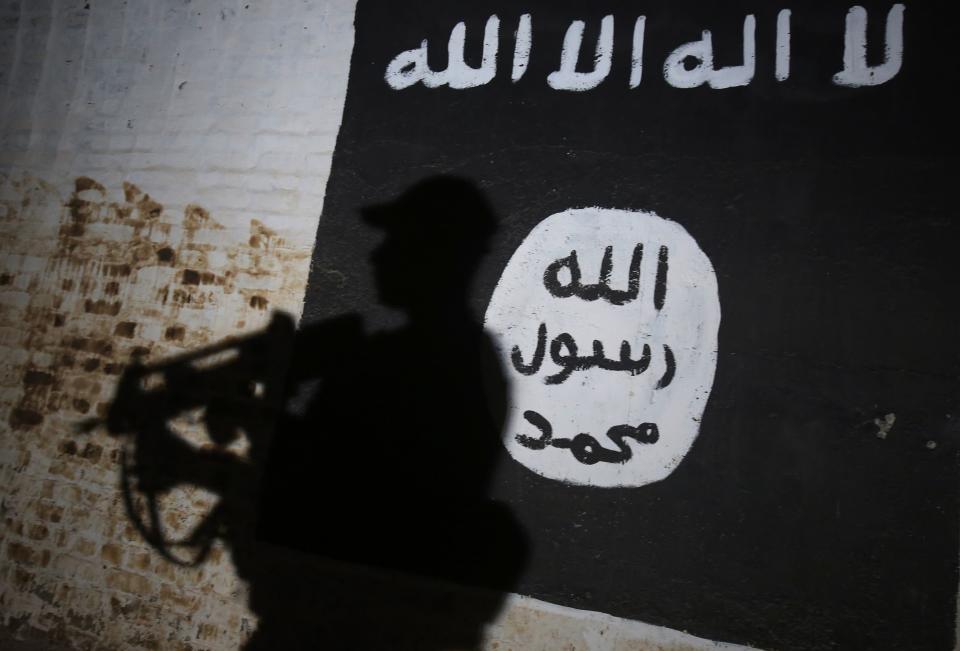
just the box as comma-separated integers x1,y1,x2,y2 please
165,325,186,342
66,609,101,635
129,550,152,572
160,583,199,611
100,543,123,565
153,558,179,582
23,369,55,386
13,448,31,471
105,569,152,595
51,554,101,583
31,581,57,605
109,595,136,617
12,567,35,590
47,460,77,480
196,622,220,641
71,537,97,556
26,523,49,541
55,583,72,602
58,439,78,455
80,442,103,463
127,633,162,651
7,541,37,564
35,501,64,523
9,407,44,429
114,321,137,338
83,299,122,316
39,480,55,498
54,529,68,547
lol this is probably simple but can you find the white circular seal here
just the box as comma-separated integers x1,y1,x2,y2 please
484,208,720,487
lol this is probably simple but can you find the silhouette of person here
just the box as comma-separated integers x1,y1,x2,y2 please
100,177,527,650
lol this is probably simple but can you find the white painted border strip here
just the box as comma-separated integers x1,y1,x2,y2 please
485,593,762,650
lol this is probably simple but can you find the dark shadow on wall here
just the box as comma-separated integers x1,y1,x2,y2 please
95,177,527,650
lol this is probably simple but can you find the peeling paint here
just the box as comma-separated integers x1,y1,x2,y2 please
0,172,314,650
874,413,896,439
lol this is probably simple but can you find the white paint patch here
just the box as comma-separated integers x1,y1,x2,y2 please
484,208,720,487
511,14,532,83
776,9,792,82
629,17,647,89
484,593,761,651
833,4,905,87
547,16,615,91
874,412,896,439
663,15,756,90
385,15,500,90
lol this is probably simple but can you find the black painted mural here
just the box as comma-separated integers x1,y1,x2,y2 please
292,2,960,648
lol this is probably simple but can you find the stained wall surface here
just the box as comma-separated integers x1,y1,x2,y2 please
0,0,350,648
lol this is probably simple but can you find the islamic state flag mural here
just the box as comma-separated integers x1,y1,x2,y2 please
292,2,960,649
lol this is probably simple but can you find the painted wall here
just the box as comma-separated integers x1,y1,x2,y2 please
0,1,957,650
303,1,958,649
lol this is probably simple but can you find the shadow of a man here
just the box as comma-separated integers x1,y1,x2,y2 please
250,176,526,648
101,176,527,650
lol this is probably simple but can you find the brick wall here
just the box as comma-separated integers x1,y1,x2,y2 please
0,1,354,648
